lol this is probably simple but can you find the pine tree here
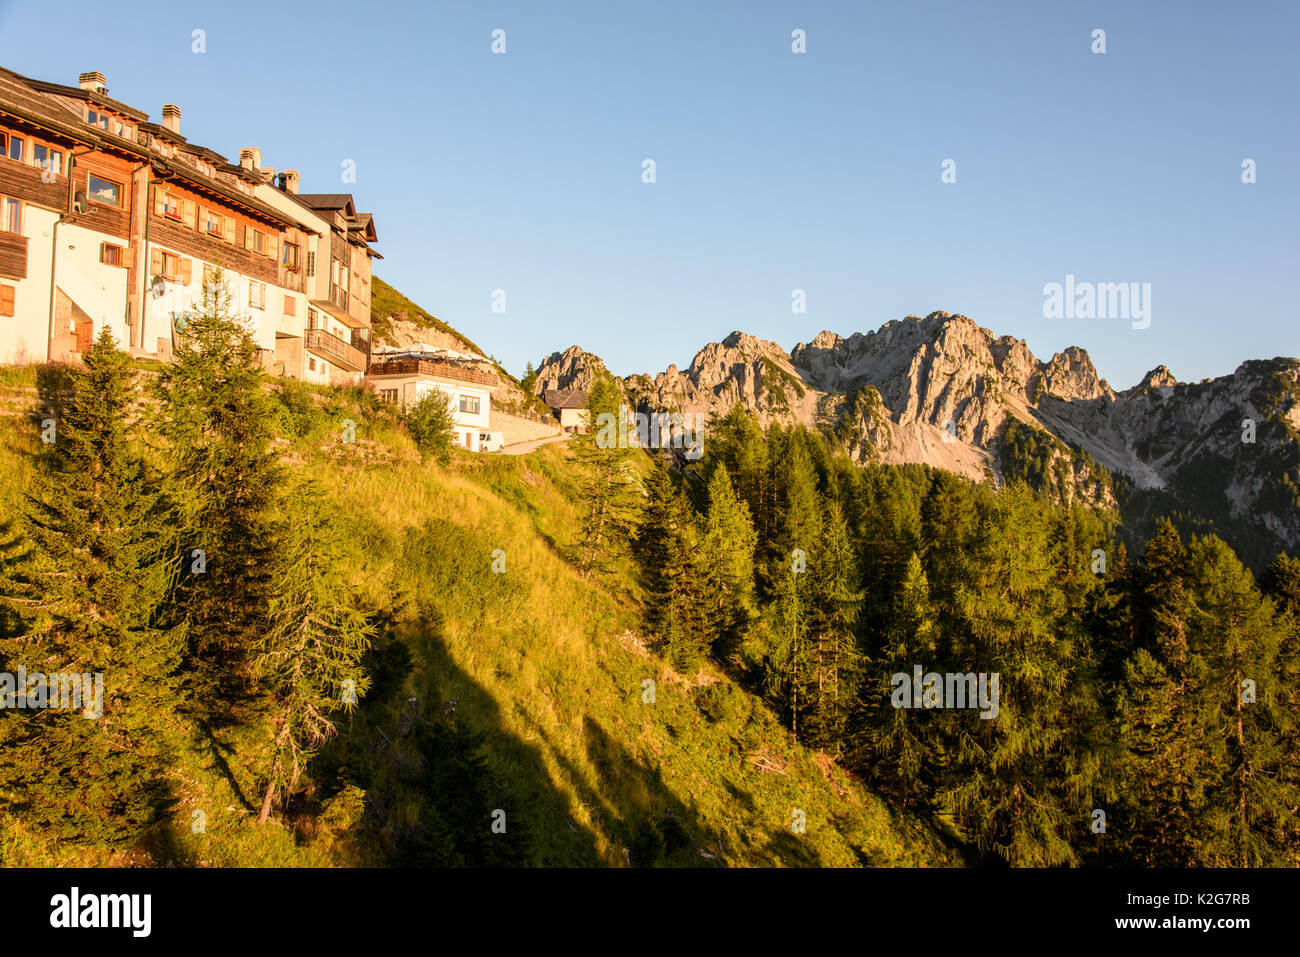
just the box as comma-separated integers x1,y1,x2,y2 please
804,496,863,752
764,556,814,741
1184,536,1294,866
1112,522,1207,865
153,267,284,728
635,464,710,670
863,551,938,805
253,488,374,823
573,374,636,578
943,487,1101,866
706,405,771,543
697,464,757,659
0,328,183,845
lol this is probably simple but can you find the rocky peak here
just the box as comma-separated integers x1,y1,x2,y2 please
534,345,609,395
1128,365,1179,393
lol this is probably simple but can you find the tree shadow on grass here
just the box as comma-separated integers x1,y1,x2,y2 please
313,603,605,866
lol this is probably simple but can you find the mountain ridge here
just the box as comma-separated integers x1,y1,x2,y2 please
532,311,1300,566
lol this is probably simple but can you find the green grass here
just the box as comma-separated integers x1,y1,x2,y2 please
0,369,956,868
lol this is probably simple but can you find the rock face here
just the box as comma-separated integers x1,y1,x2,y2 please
535,346,610,395
532,312,1300,557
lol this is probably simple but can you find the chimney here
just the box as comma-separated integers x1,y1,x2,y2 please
283,169,300,194
239,147,261,171
78,71,107,94
263,167,277,183
161,104,181,134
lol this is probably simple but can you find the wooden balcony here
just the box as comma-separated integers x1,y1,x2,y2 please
368,357,498,387
304,328,366,371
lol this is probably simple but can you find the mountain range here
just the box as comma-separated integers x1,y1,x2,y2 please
533,311,1300,568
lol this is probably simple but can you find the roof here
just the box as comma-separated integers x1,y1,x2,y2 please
0,67,143,159
149,156,319,233
20,74,150,122
544,389,588,410
298,194,356,213
1,66,372,240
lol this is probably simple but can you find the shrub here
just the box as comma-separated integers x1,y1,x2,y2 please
406,391,456,464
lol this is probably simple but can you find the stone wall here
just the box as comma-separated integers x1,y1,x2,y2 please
492,408,561,446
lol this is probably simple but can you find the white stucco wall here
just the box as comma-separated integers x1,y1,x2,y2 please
0,204,56,364
55,222,130,348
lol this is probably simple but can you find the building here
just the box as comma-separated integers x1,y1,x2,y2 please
0,67,379,380
368,344,497,451
543,388,590,432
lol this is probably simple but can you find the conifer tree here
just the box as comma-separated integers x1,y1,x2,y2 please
153,267,284,726
0,328,183,845
804,496,863,752
697,464,757,658
863,551,938,805
764,554,814,741
573,374,636,578
943,487,1103,866
706,404,771,542
1112,522,1207,865
635,464,709,670
254,488,374,823
1183,536,1294,866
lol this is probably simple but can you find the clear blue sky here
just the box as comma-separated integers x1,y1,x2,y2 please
2,0,1295,388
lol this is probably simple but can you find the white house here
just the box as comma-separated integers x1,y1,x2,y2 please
368,344,496,452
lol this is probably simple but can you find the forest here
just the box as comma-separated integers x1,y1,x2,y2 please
1,287,1297,868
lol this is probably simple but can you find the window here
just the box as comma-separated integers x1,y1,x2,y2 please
100,242,123,267
88,175,122,207
31,143,63,177
6,134,23,162
0,283,14,317
306,250,315,278
307,307,319,330
2,197,19,234
379,389,399,404
308,357,316,372
250,229,265,254
202,208,222,236
458,396,481,415
248,281,265,309
87,109,110,131
149,248,191,283
283,294,296,317
282,242,300,270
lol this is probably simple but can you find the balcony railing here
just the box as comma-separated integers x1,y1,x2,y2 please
367,358,498,387
304,328,366,371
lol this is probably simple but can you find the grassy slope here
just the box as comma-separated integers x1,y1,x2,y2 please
0,367,955,867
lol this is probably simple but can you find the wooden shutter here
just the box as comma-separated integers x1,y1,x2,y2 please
180,258,192,284
99,242,111,264
182,199,196,229
150,248,163,276
121,248,134,269
0,284,14,317
284,294,295,317
267,234,278,260
223,216,235,242
244,227,254,251
153,187,165,216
